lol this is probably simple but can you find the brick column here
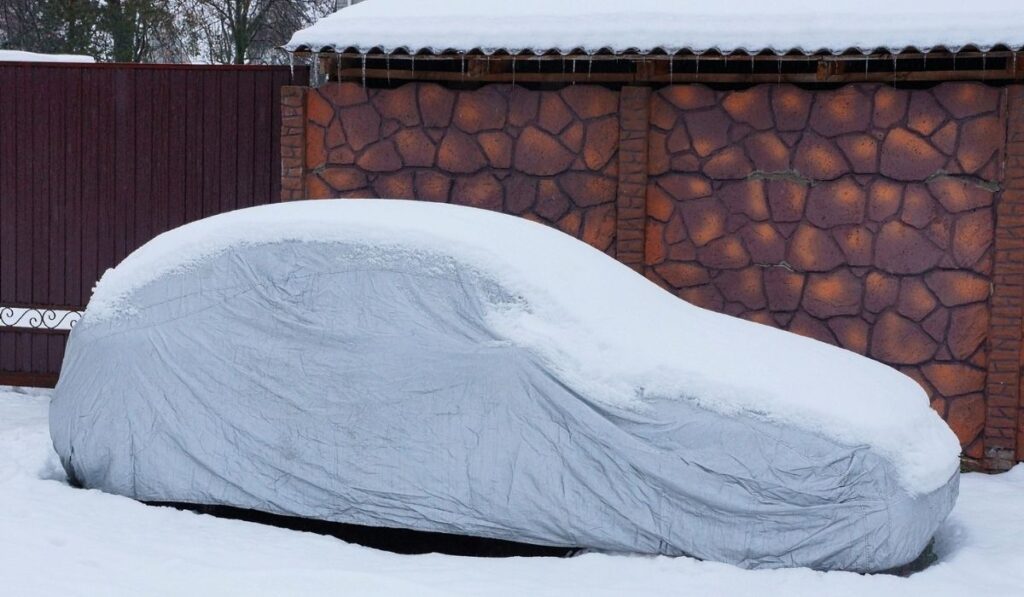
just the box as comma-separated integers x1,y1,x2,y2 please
985,85,1024,470
280,86,307,201
615,86,651,272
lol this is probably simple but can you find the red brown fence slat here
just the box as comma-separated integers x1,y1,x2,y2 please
0,62,308,387
0,66,16,371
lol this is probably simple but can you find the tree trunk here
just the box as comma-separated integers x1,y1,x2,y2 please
106,0,136,62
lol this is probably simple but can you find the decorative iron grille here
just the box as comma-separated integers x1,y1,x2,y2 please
0,307,82,331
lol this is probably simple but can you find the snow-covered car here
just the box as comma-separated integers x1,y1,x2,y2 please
50,200,960,572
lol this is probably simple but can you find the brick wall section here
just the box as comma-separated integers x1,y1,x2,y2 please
284,80,1023,467
987,85,1024,467
616,87,651,272
280,86,307,200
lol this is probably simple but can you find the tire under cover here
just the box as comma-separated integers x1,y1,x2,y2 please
50,239,958,572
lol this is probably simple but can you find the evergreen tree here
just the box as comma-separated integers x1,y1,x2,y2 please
0,0,102,57
100,0,182,63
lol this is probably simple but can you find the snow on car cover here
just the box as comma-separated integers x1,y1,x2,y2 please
50,199,960,571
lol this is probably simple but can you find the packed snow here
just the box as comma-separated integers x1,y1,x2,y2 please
82,200,958,494
0,387,1020,596
287,0,1024,56
0,50,95,63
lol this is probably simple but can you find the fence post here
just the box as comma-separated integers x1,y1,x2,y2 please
984,85,1024,470
280,86,308,200
616,86,651,272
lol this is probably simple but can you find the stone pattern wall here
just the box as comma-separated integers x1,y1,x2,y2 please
291,80,1018,462
303,82,621,253
644,83,1004,458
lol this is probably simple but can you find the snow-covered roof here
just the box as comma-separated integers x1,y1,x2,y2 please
287,0,1024,57
0,50,95,63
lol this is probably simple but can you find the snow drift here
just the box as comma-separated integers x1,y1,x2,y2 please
50,200,960,571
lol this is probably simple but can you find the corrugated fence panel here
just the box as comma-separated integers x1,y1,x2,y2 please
0,66,16,372
0,63,309,386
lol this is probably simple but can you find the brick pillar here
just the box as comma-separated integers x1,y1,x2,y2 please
615,86,651,272
280,86,307,201
984,85,1024,470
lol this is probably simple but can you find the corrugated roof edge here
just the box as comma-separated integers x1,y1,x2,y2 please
285,43,1024,57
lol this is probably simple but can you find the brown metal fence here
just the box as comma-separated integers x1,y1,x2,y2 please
0,62,309,387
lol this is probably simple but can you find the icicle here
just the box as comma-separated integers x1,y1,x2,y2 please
361,53,367,89
461,53,466,80
668,56,673,83
587,54,592,80
512,56,516,85
571,57,576,85
982,52,987,78
311,52,321,87
385,54,391,85
289,52,295,79
695,53,700,78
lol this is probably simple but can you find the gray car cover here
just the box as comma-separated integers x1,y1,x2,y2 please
50,201,958,572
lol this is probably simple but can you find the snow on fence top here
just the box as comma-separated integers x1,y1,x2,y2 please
287,0,1024,56
0,50,95,63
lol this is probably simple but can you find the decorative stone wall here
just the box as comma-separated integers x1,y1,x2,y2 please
303,82,620,254
644,83,1003,459
289,80,1021,465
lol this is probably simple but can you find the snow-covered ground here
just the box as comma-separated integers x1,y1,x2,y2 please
2,386,1022,596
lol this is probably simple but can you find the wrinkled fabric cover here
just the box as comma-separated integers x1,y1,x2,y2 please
51,241,957,572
